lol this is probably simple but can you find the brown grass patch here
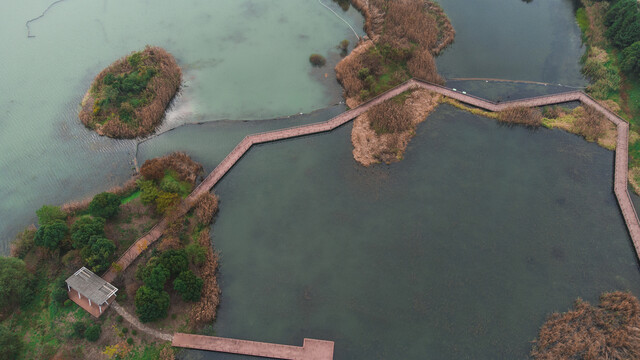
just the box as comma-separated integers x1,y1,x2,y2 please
194,193,219,225
574,105,609,142
79,46,181,139
189,228,221,325
352,89,441,165
141,152,203,185
498,106,543,127
531,291,640,360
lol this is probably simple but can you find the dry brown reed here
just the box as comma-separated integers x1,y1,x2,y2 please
79,46,182,138
194,193,219,225
141,152,203,184
574,105,608,141
368,99,413,134
189,228,221,326
498,106,543,127
531,291,640,360
335,0,453,105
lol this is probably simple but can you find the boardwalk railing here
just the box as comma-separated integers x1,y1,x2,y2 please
102,78,640,283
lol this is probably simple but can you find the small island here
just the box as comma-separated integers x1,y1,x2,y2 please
79,46,181,138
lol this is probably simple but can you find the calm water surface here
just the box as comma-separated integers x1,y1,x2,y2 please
2,0,638,358
187,106,640,359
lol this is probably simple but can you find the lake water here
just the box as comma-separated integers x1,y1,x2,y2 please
2,0,638,359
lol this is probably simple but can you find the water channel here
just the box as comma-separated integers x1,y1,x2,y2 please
2,0,639,359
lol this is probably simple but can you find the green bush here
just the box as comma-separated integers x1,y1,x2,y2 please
309,54,326,67
146,264,170,290
88,192,121,219
127,337,134,345
51,286,68,304
71,216,105,249
116,315,123,323
137,179,160,205
0,324,23,360
160,249,188,277
85,324,102,342
160,176,182,194
34,220,68,250
155,191,180,214
122,327,129,334
622,41,640,75
11,228,36,259
131,329,137,336
72,321,86,338
0,257,33,312
185,243,206,266
135,286,170,322
82,236,116,274
64,299,72,307
173,270,203,302
36,205,66,226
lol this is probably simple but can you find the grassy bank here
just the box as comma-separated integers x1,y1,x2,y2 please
2,152,220,359
577,0,640,191
79,46,181,139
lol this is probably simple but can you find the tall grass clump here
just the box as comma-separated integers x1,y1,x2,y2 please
498,106,542,127
574,105,608,141
368,98,412,134
79,46,182,138
531,291,640,360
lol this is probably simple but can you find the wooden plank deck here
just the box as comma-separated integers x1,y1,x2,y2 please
172,333,334,360
103,78,640,285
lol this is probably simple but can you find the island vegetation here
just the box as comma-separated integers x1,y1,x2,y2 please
334,0,455,165
1,152,220,359
79,46,181,139
531,291,640,359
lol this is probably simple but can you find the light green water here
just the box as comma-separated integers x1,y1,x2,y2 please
0,0,363,251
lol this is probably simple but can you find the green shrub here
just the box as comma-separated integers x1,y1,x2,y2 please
622,41,640,75
160,249,188,277
135,286,170,322
0,324,23,360
309,54,326,67
72,321,86,339
88,192,121,219
82,236,116,274
185,243,206,266
160,176,182,194
0,257,34,312
36,205,66,226
64,299,72,307
34,220,68,250
155,191,180,214
85,324,102,342
131,329,137,336
146,264,170,290
122,327,128,334
138,179,160,205
173,270,203,302
71,216,105,249
127,337,134,345
51,286,68,304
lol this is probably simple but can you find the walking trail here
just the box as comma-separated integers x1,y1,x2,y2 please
102,78,640,360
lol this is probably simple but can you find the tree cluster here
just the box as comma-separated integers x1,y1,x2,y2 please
604,0,640,76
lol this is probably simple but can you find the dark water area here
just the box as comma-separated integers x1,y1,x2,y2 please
436,0,586,87
180,105,640,360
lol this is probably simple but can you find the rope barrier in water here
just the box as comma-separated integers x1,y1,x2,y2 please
317,0,360,41
25,0,69,38
447,77,586,89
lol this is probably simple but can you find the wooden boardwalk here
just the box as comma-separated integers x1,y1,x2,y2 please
103,78,640,286
172,333,334,360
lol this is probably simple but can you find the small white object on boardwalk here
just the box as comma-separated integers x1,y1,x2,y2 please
172,333,334,360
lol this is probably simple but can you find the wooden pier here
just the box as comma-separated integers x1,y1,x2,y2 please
172,333,334,360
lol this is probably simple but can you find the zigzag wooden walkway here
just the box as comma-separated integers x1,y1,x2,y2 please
103,78,640,285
